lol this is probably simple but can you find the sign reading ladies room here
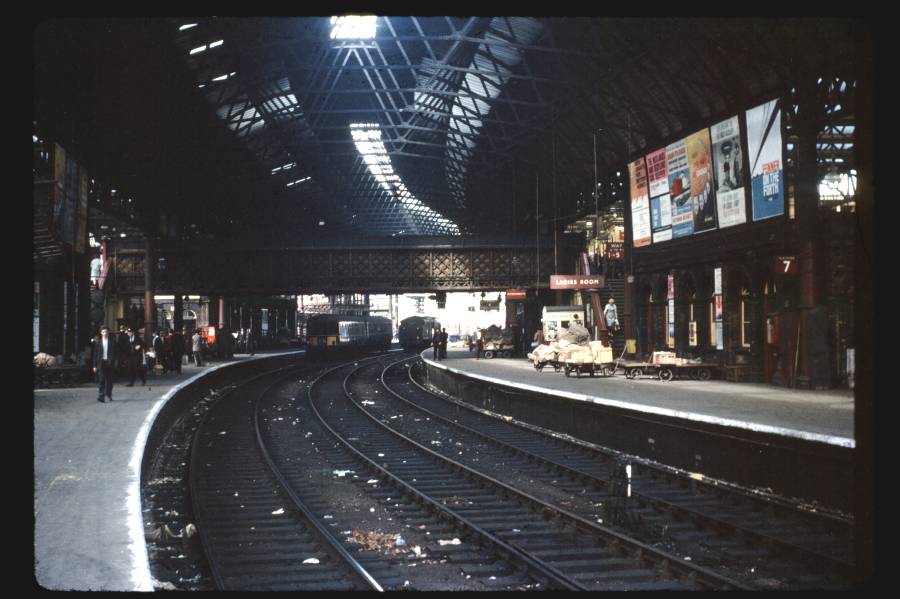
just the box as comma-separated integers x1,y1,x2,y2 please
746,98,784,221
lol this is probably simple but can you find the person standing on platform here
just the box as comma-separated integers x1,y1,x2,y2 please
247,329,255,355
92,325,116,402
151,330,165,374
170,329,185,373
125,327,146,386
604,298,620,333
116,325,129,375
191,330,203,367
439,328,448,359
432,328,441,360
475,330,485,360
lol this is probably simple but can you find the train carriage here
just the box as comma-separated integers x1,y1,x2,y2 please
398,315,440,352
306,314,392,354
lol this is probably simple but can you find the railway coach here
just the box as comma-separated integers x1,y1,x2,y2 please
398,315,440,352
306,314,392,354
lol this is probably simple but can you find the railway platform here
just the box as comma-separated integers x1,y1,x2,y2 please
422,348,854,444
420,348,855,512
33,351,300,591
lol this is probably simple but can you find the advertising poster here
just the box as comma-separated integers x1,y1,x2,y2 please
646,147,669,198
714,267,722,294
711,115,747,228
686,128,718,233
628,157,652,247
715,294,723,319
716,321,724,350
666,138,693,238
746,98,784,221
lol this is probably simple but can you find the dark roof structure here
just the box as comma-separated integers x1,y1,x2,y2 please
33,17,866,243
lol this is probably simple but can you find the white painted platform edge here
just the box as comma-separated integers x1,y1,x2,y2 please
127,351,305,590
422,355,854,449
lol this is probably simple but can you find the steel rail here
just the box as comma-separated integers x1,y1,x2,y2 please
387,359,852,575
306,357,584,591
340,356,747,590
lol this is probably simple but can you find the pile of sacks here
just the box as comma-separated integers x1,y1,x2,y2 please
527,322,614,366
482,324,515,349
33,352,58,368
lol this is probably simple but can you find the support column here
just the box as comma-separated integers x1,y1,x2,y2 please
794,72,826,389
851,26,873,586
143,238,155,346
174,293,184,333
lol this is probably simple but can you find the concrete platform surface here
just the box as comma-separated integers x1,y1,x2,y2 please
422,349,854,447
33,352,301,591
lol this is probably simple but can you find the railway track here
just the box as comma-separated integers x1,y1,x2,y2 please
148,351,851,590
365,356,853,590
188,364,386,591
319,355,747,590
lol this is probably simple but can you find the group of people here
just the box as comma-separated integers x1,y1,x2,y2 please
432,327,448,361
91,324,205,403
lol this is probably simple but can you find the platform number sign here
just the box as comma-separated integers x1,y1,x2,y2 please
776,256,797,275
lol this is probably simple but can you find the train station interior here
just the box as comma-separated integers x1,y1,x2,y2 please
33,17,876,591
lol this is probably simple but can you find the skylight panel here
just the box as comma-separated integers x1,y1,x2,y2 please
349,122,459,235
330,16,377,39
179,23,198,31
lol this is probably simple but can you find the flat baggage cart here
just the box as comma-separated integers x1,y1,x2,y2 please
621,359,717,382
563,360,617,378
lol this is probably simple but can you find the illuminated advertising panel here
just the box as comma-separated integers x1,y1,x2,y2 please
628,157,651,247
711,115,747,228
686,128,717,233
746,98,784,221
666,138,693,238
647,147,672,243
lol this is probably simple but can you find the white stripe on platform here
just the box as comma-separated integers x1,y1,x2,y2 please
422,355,854,449
127,351,305,590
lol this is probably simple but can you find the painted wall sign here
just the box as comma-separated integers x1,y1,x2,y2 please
550,275,605,290
747,98,784,221
711,115,747,228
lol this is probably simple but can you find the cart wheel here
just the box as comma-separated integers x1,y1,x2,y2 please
564,366,571,377
659,367,674,382
601,366,612,377
500,350,511,358
484,350,495,359
589,368,595,377
631,368,643,379
697,367,711,381
575,368,581,378
534,363,543,371
553,364,562,372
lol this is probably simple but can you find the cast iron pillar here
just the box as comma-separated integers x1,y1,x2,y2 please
143,238,155,346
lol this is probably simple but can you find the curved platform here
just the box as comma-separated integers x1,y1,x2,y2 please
33,351,302,591
423,349,853,445
421,348,854,511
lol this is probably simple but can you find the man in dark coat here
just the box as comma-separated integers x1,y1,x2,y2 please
439,328,449,359
170,329,185,373
432,328,441,360
92,325,116,402
125,327,146,386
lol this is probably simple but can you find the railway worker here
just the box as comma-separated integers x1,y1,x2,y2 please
170,329,185,373
191,329,204,367
439,328,449,359
432,328,441,360
151,330,165,374
92,325,116,403
125,327,146,386
604,298,620,332
475,330,485,360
